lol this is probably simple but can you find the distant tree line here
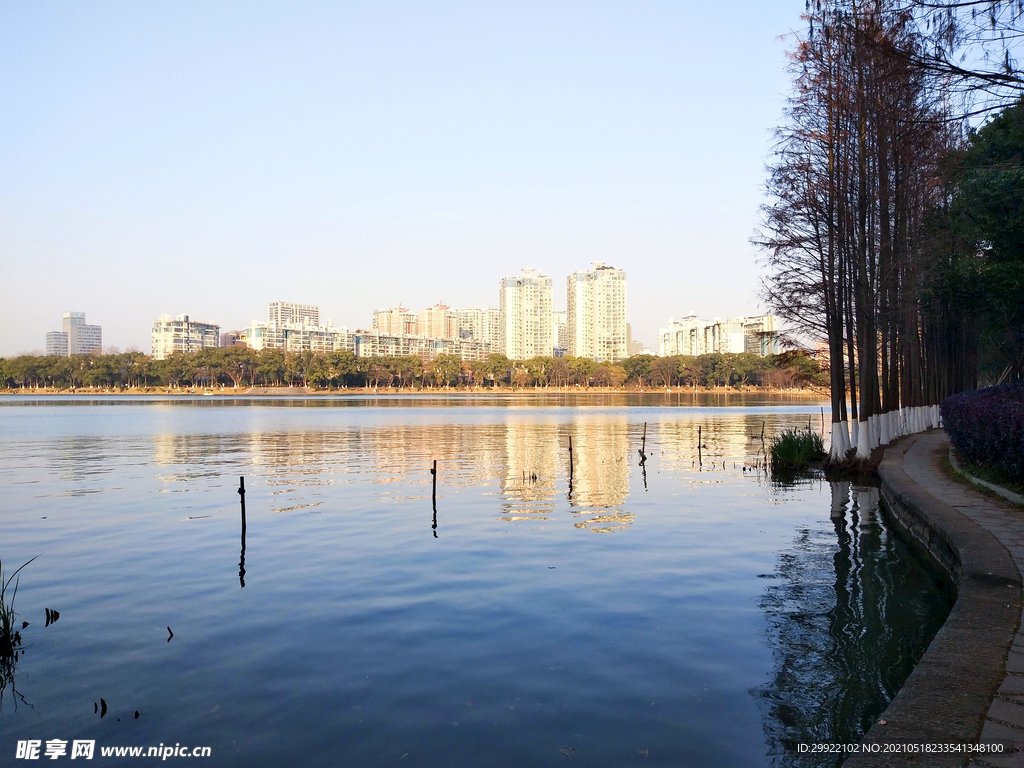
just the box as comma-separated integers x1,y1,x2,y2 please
0,348,824,391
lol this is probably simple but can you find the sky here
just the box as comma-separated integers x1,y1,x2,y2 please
0,1,805,356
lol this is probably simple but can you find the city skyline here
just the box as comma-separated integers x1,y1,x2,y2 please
0,2,795,357
40,290,783,362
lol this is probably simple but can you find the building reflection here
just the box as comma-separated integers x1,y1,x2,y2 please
146,413,831,533
566,419,630,508
149,417,639,532
498,421,559,522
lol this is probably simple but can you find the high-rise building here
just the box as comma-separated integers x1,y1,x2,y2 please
457,307,501,349
151,314,221,360
499,268,554,360
268,302,319,327
418,302,459,340
45,332,68,356
47,312,102,356
552,310,568,357
567,262,627,362
373,306,419,336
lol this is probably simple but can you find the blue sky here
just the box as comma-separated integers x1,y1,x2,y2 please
0,1,804,356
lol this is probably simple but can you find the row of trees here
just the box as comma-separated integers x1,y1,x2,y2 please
0,348,824,391
760,0,1024,463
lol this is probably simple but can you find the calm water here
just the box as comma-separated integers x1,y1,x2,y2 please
0,395,953,767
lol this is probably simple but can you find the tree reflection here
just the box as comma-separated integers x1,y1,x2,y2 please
754,482,954,767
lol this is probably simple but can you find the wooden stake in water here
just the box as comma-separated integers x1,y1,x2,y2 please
237,476,246,589
567,435,575,499
238,477,246,529
640,423,649,489
430,460,438,537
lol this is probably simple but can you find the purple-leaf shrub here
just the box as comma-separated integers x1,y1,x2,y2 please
941,381,1024,482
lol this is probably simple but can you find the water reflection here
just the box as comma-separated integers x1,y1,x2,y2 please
3,392,829,409
1,400,958,768
754,481,954,767
54,437,132,493
141,413,820,534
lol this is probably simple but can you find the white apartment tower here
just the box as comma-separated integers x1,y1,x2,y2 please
268,301,319,327
567,262,627,362
499,269,554,360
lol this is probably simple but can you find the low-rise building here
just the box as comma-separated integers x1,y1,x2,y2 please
247,320,354,354
220,330,247,348
658,313,780,357
354,330,491,362
151,314,221,360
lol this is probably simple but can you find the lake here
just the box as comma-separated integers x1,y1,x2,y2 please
0,395,953,766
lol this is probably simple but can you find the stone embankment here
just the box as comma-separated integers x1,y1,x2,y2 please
845,430,1024,767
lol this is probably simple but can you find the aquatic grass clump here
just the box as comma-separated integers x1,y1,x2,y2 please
769,429,826,473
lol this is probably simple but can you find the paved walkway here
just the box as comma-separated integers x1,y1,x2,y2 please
885,430,1024,767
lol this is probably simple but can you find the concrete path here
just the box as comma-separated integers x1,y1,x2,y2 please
875,430,1024,767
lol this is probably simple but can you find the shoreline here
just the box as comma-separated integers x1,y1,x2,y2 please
847,430,1024,766
0,385,829,398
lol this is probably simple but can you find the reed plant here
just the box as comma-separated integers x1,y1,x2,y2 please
769,429,826,473
0,556,36,660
